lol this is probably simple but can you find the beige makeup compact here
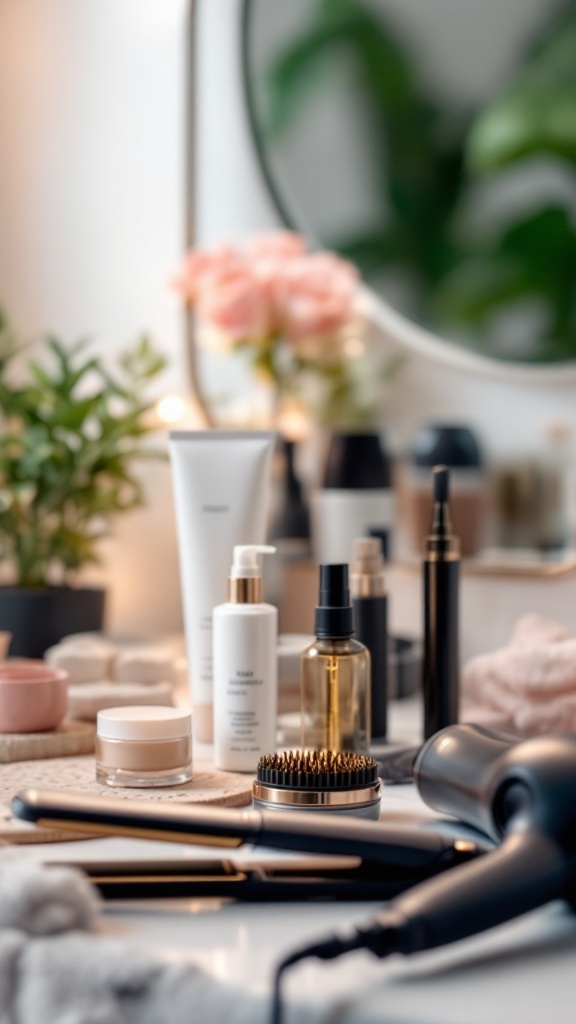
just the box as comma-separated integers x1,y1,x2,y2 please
96,706,192,788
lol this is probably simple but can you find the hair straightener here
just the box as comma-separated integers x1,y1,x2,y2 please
12,785,485,902
40,855,458,904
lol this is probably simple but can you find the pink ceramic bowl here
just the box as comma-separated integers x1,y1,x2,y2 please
0,660,68,733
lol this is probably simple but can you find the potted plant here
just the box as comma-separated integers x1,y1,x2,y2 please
0,312,167,657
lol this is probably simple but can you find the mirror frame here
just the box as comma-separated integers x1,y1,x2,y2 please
240,0,576,385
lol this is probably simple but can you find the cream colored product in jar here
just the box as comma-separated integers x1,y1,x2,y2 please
96,706,192,788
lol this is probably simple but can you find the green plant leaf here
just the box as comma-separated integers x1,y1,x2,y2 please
259,0,469,311
467,10,576,173
433,206,576,359
0,322,168,585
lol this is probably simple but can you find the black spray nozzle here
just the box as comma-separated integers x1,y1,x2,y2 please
318,563,349,606
432,464,449,503
315,564,354,639
429,464,457,546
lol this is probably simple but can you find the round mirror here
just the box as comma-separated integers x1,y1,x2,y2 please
242,0,576,366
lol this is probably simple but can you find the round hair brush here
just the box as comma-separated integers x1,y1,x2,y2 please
253,750,381,819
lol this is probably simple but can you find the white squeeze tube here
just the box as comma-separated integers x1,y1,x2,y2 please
169,430,275,742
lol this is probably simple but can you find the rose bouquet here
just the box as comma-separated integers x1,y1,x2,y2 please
173,231,399,430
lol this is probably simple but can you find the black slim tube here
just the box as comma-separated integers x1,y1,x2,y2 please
422,466,461,741
351,537,388,743
353,594,388,741
423,559,459,738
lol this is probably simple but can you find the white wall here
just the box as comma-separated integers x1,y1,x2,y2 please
0,0,189,636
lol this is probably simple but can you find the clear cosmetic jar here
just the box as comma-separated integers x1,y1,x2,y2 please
96,706,192,788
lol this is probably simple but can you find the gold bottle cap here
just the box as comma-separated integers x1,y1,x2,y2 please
228,576,262,604
351,537,386,598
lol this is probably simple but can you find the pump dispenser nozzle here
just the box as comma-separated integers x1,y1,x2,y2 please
231,545,276,578
228,545,276,604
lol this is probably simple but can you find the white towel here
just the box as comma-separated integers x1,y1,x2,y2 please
0,852,293,1024
462,613,576,734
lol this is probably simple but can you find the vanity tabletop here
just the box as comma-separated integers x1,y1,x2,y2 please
11,700,576,1024
14,787,576,1024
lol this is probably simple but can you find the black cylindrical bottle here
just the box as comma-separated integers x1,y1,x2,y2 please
423,466,460,740
351,538,388,742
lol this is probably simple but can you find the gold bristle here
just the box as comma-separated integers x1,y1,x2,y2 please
257,750,375,774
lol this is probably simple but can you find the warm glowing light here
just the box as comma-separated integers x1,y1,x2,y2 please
276,401,311,442
156,394,187,424
343,337,366,359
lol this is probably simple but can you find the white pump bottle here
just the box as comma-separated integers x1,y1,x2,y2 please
213,545,278,772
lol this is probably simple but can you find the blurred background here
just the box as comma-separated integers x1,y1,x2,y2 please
245,0,576,365
1,0,576,649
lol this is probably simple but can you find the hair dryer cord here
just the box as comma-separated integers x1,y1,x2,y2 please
270,919,400,1024
270,829,571,1024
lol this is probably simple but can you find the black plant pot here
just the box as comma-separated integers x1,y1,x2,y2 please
0,586,106,658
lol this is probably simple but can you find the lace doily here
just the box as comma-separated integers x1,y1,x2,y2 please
0,756,252,843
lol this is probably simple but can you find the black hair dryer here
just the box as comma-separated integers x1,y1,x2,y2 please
269,723,576,1022
365,724,576,957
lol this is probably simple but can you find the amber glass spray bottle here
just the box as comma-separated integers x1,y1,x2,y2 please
301,564,370,754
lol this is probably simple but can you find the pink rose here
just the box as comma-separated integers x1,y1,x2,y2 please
171,245,241,303
244,231,307,261
275,252,358,342
197,264,272,342
244,232,308,314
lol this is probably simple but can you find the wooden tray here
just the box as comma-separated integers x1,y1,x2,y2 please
0,720,95,763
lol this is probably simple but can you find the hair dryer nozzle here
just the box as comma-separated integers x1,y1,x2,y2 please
415,723,576,846
414,724,521,841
